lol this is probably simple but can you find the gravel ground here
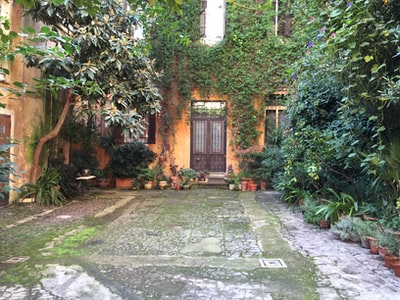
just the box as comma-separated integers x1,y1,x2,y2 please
0,189,126,230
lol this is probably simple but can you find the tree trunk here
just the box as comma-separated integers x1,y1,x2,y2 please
29,93,74,183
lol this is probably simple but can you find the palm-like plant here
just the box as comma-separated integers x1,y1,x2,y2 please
20,167,65,206
316,188,359,223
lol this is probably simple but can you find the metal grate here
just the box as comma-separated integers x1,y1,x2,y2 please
259,258,287,269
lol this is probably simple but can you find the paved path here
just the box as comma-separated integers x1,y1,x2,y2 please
0,189,399,299
258,192,400,300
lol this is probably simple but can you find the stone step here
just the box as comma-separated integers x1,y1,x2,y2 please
194,172,227,188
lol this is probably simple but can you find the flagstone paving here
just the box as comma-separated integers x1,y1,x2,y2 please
0,188,399,299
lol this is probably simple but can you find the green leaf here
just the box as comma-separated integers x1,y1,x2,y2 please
13,81,24,88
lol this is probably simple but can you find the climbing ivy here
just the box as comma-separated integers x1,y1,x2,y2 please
151,0,308,150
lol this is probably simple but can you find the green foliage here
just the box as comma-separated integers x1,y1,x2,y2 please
70,150,99,174
245,146,284,185
301,196,324,225
330,217,361,242
110,142,156,178
16,0,163,136
279,0,400,223
151,0,306,150
0,143,20,199
316,189,359,223
92,166,111,179
370,138,400,209
353,219,379,239
378,231,400,256
138,167,157,182
281,185,314,211
20,167,65,206
51,158,80,199
179,168,197,184
380,215,400,232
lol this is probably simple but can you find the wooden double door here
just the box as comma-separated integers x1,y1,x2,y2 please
190,116,226,172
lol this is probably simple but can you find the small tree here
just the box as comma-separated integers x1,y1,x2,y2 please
15,0,165,182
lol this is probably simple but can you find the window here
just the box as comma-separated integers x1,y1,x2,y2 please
114,113,156,145
200,0,226,46
272,0,293,37
265,105,287,145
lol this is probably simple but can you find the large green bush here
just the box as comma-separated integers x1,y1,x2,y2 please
110,142,156,178
278,0,400,222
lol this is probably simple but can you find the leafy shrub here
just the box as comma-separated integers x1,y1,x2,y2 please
378,231,400,256
330,217,360,242
316,188,359,223
0,142,20,200
51,158,79,199
110,142,156,178
353,219,379,239
301,196,324,225
20,167,65,206
245,146,284,186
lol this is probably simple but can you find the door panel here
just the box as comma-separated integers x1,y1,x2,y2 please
0,114,11,206
191,117,226,172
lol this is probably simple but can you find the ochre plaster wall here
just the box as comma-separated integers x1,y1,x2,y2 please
0,4,44,202
155,89,267,177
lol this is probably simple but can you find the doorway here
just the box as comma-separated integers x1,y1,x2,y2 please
190,101,226,172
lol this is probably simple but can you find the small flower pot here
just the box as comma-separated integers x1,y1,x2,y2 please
378,246,388,258
241,181,248,191
248,182,257,191
393,261,400,277
319,220,330,229
360,237,370,249
383,254,397,269
144,181,153,190
367,237,379,255
259,182,267,190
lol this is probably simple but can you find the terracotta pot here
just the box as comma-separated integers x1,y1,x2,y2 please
170,176,178,189
97,178,112,188
259,181,267,190
378,246,388,258
115,177,133,189
393,261,400,277
367,237,379,254
248,182,257,192
383,254,398,269
241,181,248,191
319,220,330,229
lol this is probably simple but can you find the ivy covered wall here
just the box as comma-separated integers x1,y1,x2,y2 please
151,0,308,159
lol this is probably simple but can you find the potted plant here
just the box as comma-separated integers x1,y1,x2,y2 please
196,169,210,183
301,197,326,226
380,231,400,268
93,166,112,188
315,188,359,224
110,142,156,188
329,217,360,242
138,167,157,190
157,175,169,190
19,167,65,206
179,168,197,189
224,165,236,189
354,219,379,249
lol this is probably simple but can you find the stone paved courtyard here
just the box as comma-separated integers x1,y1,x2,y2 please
0,188,399,299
